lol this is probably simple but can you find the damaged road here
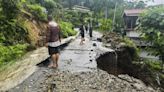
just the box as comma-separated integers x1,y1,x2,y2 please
8,32,159,92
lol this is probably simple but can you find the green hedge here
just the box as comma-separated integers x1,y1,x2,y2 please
59,22,77,38
26,4,47,21
0,18,28,45
98,18,113,31
0,44,27,67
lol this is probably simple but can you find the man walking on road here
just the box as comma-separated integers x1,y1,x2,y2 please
79,24,85,45
89,19,93,40
46,16,61,68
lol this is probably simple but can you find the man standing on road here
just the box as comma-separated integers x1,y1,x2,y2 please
79,24,85,45
89,19,93,40
46,16,61,68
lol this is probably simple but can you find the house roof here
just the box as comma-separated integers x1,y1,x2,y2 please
124,9,144,16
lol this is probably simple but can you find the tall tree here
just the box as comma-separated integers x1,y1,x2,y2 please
1,0,20,19
136,6,164,65
135,1,146,9
124,0,146,9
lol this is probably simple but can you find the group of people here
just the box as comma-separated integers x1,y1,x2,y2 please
46,16,93,68
79,21,93,45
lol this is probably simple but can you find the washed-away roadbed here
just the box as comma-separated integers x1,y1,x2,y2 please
8,32,159,92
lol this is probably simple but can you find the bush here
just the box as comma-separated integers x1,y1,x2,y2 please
44,0,57,15
0,44,27,66
137,6,164,63
0,18,28,45
98,18,112,31
27,4,47,21
59,22,77,38
145,60,162,71
1,0,20,19
122,37,139,59
62,10,92,27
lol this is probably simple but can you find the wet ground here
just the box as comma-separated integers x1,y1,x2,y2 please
9,68,157,92
6,31,159,92
37,31,103,72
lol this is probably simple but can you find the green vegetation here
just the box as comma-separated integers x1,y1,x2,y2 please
58,0,146,32
44,0,61,15
102,32,139,60
98,18,112,31
1,0,20,19
59,22,77,38
0,44,27,67
124,0,146,9
26,4,47,21
53,0,147,32
137,6,164,65
145,59,162,71
0,18,28,45
0,0,77,68
134,6,164,88
62,10,90,27
122,37,139,59
0,0,163,89
62,10,80,26
0,0,29,67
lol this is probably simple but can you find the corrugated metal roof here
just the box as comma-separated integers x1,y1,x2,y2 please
124,9,144,16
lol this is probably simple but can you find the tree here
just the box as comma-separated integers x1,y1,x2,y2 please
57,0,125,31
136,6,164,67
44,0,58,15
1,0,20,19
135,1,146,9
124,1,146,9
98,18,112,31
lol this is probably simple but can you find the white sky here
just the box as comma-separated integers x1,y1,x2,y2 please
126,0,164,5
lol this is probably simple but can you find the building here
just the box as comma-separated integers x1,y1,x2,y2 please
123,9,144,31
123,9,144,39
123,9,150,47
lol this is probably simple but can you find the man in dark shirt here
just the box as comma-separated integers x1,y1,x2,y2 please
79,24,85,45
89,25,93,39
46,16,61,68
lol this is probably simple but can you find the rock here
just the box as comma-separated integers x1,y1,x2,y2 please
7,31,159,92
50,82,56,89
28,85,32,88
38,69,156,92
73,88,78,92
97,38,102,42
104,43,111,48
93,43,97,47
118,42,126,48
132,83,144,90
118,74,134,83
30,80,33,82
16,87,20,89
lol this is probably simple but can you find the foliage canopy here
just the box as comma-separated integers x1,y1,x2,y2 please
137,6,164,62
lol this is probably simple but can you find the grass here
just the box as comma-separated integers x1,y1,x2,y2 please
144,59,162,71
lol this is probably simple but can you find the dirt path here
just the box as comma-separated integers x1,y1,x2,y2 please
8,31,159,92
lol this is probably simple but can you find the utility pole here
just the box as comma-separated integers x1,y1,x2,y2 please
112,2,117,31
105,7,108,19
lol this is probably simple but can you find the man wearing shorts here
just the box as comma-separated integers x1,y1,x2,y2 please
79,24,85,45
46,16,61,68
